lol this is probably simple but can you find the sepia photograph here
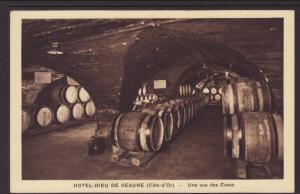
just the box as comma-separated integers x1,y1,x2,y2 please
10,10,295,193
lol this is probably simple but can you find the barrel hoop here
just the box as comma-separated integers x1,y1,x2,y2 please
251,80,259,111
135,114,147,152
147,115,156,151
62,86,68,103
116,114,125,149
223,115,232,157
261,81,272,111
268,113,278,162
232,82,239,114
238,113,246,160
110,114,121,147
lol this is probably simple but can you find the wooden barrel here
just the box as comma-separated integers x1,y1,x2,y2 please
22,107,35,132
85,100,96,117
50,103,70,124
71,102,84,120
191,97,200,114
154,105,175,142
49,84,78,104
77,86,90,103
214,93,222,101
111,112,164,152
218,87,223,94
141,107,173,143
35,106,54,127
222,78,272,114
223,112,283,163
163,102,181,135
210,86,217,95
183,98,194,122
202,87,210,94
170,99,187,129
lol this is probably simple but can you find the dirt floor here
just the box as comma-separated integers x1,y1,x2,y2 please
22,105,282,180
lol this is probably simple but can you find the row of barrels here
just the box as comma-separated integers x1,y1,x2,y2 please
111,94,210,152
221,78,283,164
22,83,96,132
203,86,223,102
135,93,158,102
48,84,91,104
22,101,96,132
178,84,193,97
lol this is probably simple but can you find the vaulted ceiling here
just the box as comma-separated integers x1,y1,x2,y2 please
22,19,283,112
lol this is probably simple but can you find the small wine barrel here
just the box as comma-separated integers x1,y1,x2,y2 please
22,107,35,132
50,103,70,124
85,100,96,117
210,86,217,95
214,93,222,101
223,112,283,163
222,78,272,114
49,84,78,104
202,87,210,94
218,87,223,94
111,112,164,152
77,86,90,103
36,106,54,127
71,102,84,120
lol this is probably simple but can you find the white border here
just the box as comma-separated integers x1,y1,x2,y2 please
10,10,295,193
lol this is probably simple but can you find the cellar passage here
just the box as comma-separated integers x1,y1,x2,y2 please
22,19,283,180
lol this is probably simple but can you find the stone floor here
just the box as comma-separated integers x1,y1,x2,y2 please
22,105,282,180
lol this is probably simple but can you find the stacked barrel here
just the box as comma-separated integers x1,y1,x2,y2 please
22,83,96,132
222,78,283,165
111,94,210,153
202,86,223,102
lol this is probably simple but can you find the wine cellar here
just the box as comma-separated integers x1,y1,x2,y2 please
21,18,284,180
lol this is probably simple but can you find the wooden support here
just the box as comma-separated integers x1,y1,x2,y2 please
235,160,248,179
110,146,158,168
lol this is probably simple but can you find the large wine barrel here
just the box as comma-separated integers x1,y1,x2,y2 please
77,86,90,103
162,102,181,135
222,78,272,114
36,106,54,127
170,99,187,129
154,105,175,142
85,100,96,117
111,112,164,152
223,112,283,163
140,107,173,143
50,103,70,123
183,98,194,122
49,84,78,104
71,102,85,120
